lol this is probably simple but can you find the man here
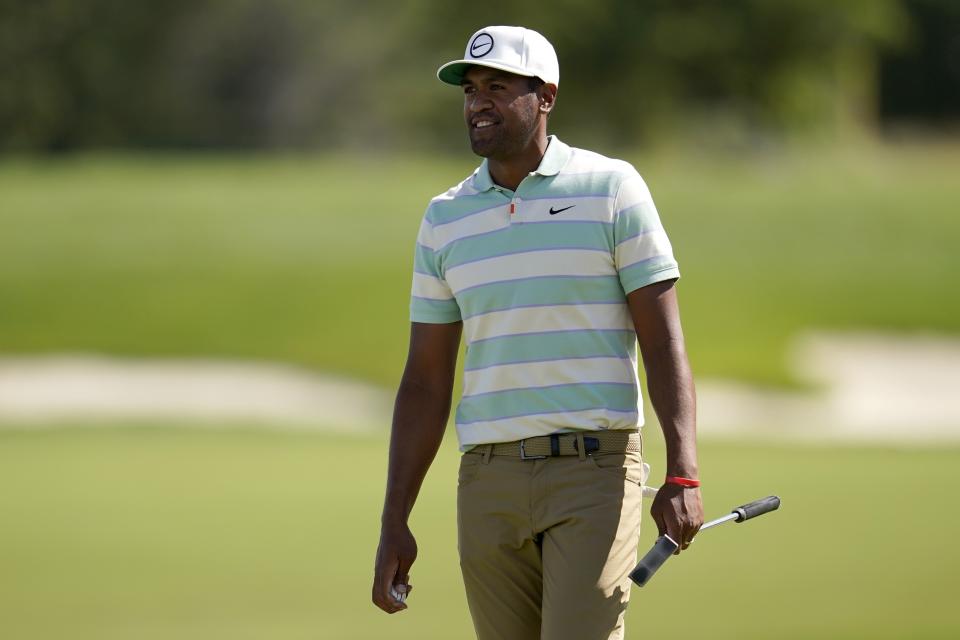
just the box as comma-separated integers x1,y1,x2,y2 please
373,25,703,639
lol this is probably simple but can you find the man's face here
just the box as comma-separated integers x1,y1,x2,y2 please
462,66,542,160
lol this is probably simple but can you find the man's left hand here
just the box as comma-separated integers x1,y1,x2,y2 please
650,484,703,554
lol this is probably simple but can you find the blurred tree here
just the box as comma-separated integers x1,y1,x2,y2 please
0,0,937,152
0,0,193,150
413,0,908,147
879,0,960,128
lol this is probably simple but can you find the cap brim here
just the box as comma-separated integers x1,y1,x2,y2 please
437,59,537,85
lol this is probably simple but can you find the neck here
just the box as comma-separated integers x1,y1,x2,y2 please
487,132,550,191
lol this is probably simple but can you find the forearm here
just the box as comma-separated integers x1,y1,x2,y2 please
643,337,699,479
626,261,702,550
381,375,453,525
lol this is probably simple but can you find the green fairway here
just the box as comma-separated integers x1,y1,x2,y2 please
1,143,958,388
0,426,957,639
1,145,957,638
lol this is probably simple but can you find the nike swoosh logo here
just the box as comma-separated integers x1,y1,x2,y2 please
549,205,575,215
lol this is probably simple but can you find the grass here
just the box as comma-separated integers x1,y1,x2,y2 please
1,144,958,637
1,143,958,388
0,425,957,639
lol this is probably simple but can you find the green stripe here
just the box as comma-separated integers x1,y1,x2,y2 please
445,222,613,268
618,261,679,294
427,192,506,226
615,201,662,241
427,170,623,226
520,171,621,200
413,243,438,276
411,297,461,323
458,275,625,319
465,329,634,370
457,382,638,423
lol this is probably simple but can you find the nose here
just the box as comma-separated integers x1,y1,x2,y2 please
467,89,493,113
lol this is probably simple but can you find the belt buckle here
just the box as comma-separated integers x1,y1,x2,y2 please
519,439,546,460
575,435,601,455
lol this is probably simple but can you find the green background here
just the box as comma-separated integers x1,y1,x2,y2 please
1,427,957,639
1,146,958,638
3,144,958,387
3,1,959,636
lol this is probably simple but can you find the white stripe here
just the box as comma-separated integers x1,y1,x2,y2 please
463,303,633,343
446,249,615,294
432,207,508,249
463,356,639,397
411,272,453,300
516,195,613,223
416,218,439,251
456,410,643,451
564,150,633,176
430,177,480,203
616,229,673,268
616,174,654,210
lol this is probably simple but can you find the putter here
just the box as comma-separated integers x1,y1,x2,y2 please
629,495,781,587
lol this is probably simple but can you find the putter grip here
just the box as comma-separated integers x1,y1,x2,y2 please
734,495,780,522
629,535,678,587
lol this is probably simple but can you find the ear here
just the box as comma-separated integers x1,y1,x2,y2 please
537,83,558,115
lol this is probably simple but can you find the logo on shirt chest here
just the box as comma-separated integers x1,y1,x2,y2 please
548,205,575,215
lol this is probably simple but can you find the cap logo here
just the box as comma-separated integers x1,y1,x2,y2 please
469,32,494,58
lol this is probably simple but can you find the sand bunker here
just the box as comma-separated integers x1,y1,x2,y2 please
0,355,392,432
697,332,960,444
1,332,958,443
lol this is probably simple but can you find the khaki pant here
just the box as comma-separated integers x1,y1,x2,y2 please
457,442,645,640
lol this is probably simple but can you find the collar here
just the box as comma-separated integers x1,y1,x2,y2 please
534,135,571,176
471,135,571,192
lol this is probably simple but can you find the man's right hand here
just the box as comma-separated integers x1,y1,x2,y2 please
372,521,418,613
373,322,461,614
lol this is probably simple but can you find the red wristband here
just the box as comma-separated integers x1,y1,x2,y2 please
665,475,701,488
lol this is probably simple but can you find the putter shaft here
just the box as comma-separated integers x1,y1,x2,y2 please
699,511,739,531
630,495,781,587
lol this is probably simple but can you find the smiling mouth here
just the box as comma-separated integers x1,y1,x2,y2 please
471,118,499,130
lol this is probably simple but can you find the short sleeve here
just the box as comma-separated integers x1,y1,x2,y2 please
409,216,462,323
613,170,680,294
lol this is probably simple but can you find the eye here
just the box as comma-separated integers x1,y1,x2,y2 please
490,83,504,90
462,85,475,95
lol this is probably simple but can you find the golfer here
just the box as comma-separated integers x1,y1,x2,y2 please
373,25,703,639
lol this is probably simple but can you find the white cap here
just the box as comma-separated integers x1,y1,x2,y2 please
437,26,559,86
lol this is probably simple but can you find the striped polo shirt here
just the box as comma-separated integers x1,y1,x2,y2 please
410,136,680,450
